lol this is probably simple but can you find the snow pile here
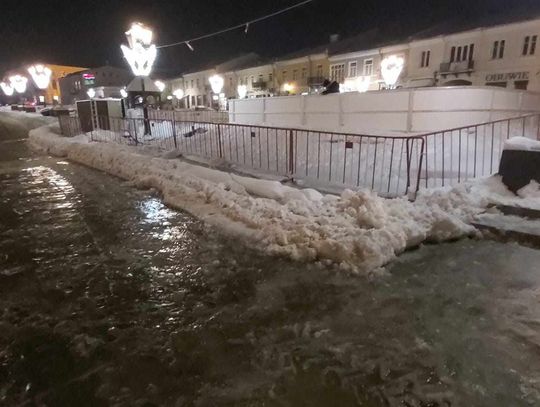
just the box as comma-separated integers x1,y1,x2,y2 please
26,125,537,272
504,136,540,151
517,180,540,199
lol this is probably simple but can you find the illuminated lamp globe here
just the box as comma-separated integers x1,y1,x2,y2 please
209,75,224,94
28,64,52,89
237,85,247,99
173,89,184,100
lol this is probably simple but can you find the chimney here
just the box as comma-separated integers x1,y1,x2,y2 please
329,34,340,43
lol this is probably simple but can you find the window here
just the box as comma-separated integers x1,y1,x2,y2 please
349,61,357,77
258,74,263,81
282,71,287,81
292,69,298,80
363,59,373,76
190,80,194,88
196,79,200,89
250,76,254,84
301,67,307,78
229,77,233,88
420,50,431,67
492,40,505,59
515,80,529,90
269,73,273,82
523,35,537,55
450,44,474,62
330,64,345,82
316,64,323,78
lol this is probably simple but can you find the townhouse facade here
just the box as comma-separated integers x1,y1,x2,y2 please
164,14,540,109
273,51,329,95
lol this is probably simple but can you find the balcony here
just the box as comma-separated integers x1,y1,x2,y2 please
252,80,267,90
439,60,475,76
307,76,325,86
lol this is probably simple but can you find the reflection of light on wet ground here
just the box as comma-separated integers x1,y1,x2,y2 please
139,197,189,244
23,166,75,194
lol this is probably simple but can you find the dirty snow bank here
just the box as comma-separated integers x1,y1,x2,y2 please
28,125,530,272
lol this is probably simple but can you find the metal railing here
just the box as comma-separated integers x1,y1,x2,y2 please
147,108,229,123
57,114,425,197
419,113,540,188
57,112,540,196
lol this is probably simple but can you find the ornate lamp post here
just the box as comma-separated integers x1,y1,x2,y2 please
121,22,157,135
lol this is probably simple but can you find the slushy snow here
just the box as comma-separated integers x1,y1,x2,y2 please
25,124,540,273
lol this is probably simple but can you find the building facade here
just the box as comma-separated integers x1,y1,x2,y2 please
274,52,329,95
163,15,540,108
59,65,133,105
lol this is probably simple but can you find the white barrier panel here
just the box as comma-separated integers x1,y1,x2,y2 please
229,86,540,134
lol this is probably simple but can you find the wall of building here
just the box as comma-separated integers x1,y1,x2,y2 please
59,66,132,105
183,69,214,108
229,86,540,134
234,64,274,98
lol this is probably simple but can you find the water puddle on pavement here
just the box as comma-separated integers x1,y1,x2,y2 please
1,134,540,406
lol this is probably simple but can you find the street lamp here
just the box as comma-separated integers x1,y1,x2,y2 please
356,76,371,93
87,88,96,98
28,64,52,89
121,22,157,77
9,75,28,93
237,85,247,99
173,89,184,99
0,82,14,96
120,88,128,98
381,55,404,88
155,80,165,92
209,75,224,94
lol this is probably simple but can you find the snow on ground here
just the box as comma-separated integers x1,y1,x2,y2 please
0,109,56,133
25,124,540,273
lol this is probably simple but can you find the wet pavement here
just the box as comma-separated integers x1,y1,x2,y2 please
1,117,540,406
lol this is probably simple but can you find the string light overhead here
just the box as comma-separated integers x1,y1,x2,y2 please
157,0,314,50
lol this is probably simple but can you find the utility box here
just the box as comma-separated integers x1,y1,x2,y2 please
499,138,540,193
76,99,126,133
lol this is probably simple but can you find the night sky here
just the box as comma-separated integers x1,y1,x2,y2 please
0,0,538,76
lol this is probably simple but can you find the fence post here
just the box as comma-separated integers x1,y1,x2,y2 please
288,129,294,176
217,123,223,158
172,119,178,149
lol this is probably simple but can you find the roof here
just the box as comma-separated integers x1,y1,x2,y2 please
62,64,131,78
409,8,540,41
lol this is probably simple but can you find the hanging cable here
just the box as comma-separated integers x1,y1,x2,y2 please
157,0,315,49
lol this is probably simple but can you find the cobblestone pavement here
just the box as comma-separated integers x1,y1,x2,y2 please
1,125,540,406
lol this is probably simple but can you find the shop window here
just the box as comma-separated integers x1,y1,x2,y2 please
514,80,529,90
486,82,507,88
